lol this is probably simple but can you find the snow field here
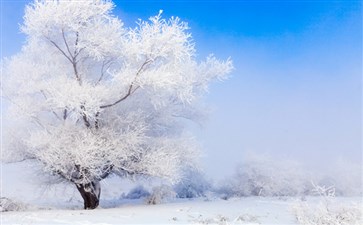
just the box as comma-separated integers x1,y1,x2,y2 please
1,161,361,225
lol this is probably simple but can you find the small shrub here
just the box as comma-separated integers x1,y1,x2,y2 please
234,214,259,223
174,169,211,198
146,185,176,205
0,197,27,212
316,160,362,197
294,202,362,225
293,184,362,225
124,185,150,199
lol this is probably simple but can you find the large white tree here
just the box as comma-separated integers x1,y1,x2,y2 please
2,0,232,209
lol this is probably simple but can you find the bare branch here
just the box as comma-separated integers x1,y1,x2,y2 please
100,59,151,109
96,61,106,85
95,112,100,129
73,31,79,57
72,61,81,85
100,88,132,109
63,109,68,120
95,59,114,85
46,34,81,84
62,29,74,60
72,32,85,62
74,48,85,59
99,165,113,179
47,38,73,63
31,116,49,131
131,86,140,95
80,105,91,128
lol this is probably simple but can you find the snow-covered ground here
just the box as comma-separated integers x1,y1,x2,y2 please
2,196,362,224
0,197,336,224
1,162,362,224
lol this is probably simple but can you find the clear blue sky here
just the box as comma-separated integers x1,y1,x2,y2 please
1,0,362,178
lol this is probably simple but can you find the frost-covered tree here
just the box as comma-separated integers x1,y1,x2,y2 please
2,0,232,209
174,168,211,198
217,154,311,197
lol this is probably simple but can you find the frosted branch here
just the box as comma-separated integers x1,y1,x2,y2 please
100,59,151,109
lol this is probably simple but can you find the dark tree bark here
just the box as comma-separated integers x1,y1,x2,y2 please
75,181,101,209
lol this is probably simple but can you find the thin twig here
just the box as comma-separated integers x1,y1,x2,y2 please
46,35,81,84
48,38,73,63
73,31,79,57
63,109,68,120
80,105,91,128
62,29,74,60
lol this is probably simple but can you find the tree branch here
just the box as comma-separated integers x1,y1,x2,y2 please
80,105,91,128
95,112,100,129
99,85,134,109
99,59,151,109
47,38,73,64
46,35,81,84
72,32,85,62
63,109,68,120
99,165,114,180
73,31,79,57
72,61,81,85
96,59,113,85
62,29,74,60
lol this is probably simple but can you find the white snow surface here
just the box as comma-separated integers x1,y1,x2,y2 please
0,198,300,224
1,161,362,224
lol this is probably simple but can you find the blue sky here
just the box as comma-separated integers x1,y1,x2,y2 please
1,0,362,178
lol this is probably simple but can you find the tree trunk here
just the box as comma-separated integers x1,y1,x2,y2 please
75,181,101,209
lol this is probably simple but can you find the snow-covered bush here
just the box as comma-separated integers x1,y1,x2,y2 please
294,203,362,225
315,160,362,197
174,168,211,198
146,185,176,204
124,185,150,199
218,154,311,197
293,184,362,225
0,197,27,212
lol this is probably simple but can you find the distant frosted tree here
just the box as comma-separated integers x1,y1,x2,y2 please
2,0,232,209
